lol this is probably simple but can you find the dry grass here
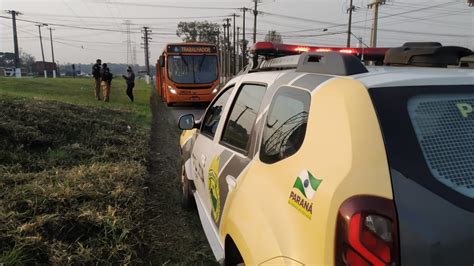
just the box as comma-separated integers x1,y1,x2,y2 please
0,97,148,264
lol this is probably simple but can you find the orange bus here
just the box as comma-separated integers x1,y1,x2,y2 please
156,43,220,105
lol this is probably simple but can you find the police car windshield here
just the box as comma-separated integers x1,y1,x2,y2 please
167,55,218,84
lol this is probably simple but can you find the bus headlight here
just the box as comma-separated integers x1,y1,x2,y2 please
168,85,177,95
212,87,219,94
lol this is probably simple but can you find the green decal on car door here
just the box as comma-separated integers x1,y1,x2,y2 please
208,156,220,223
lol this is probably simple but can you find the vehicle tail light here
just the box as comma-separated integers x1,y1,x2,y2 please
335,196,399,266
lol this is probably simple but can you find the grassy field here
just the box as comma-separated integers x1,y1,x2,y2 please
0,77,214,264
0,77,151,125
0,77,150,264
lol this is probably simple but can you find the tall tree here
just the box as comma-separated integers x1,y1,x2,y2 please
0,52,15,67
20,49,36,68
176,21,220,45
264,30,283,43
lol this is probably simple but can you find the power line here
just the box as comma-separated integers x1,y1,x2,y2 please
102,0,124,31
0,15,135,33
378,9,473,30
105,1,239,10
276,1,462,33
22,13,230,20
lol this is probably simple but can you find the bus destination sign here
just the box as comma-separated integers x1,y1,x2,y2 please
167,45,217,54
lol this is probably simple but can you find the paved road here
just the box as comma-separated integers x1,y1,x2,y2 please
166,103,207,122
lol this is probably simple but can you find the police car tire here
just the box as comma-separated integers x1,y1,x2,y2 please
181,166,195,210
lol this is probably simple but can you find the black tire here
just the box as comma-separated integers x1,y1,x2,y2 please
181,164,195,210
167,102,174,107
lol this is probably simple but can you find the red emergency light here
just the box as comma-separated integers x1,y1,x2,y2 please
250,42,390,63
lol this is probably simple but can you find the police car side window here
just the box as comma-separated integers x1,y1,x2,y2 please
260,87,310,164
221,84,266,153
201,86,234,138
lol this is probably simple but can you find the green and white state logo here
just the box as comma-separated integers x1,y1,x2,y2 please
288,169,322,219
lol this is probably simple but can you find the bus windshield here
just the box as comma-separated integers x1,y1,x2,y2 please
167,55,218,84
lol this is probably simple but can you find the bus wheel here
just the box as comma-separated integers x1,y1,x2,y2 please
167,102,174,107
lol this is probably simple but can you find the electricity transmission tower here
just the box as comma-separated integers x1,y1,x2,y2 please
124,20,132,65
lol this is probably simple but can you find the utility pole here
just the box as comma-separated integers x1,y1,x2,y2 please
241,7,247,67
217,28,222,83
6,10,22,77
48,27,56,78
222,23,227,81
237,27,240,72
231,13,240,75
141,26,152,82
368,0,385,48
253,0,260,44
346,0,356,48
224,18,231,80
36,23,48,78
227,19,231,78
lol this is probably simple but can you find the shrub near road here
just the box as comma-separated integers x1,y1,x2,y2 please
0,77,213,264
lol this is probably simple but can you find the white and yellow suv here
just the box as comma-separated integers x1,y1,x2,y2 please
178,42,474,265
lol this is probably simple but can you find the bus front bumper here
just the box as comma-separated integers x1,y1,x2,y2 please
167,92,216,103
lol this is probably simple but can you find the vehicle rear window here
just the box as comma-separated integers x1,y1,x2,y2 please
370,85,474,211
408,94,474,198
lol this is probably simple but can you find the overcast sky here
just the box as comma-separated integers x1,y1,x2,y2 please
1,0,473,66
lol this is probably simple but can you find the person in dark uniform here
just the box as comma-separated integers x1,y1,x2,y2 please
122,66,135,102
92,59,102,100
100,63,113,102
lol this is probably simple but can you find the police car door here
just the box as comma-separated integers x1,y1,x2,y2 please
191,85,235,236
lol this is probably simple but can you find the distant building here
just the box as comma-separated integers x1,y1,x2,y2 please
31,61,57,77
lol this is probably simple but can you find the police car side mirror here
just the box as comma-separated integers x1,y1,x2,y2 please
178,114,195,130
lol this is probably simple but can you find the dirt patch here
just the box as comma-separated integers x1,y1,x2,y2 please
143,93,215,263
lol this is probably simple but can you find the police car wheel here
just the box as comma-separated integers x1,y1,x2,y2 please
181,165,195,210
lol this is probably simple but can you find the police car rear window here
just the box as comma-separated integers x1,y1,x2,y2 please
408,95,474,198
369,85,474,211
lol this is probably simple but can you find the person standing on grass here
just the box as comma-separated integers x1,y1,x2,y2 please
122,66,135,102
101,63,113,102
92,59,102,100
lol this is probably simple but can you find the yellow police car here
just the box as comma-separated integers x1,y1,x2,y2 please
178,42,474,265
